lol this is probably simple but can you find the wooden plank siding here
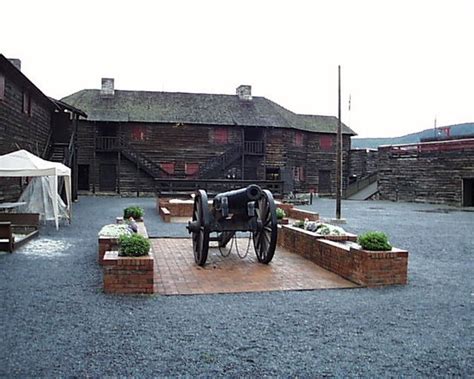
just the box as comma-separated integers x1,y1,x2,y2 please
0,67,53,202
77,120,353,196
378,142,474,205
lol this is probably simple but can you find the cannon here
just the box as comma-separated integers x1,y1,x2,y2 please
186,185,278,266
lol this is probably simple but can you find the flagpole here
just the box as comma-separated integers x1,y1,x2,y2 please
336,65,342,219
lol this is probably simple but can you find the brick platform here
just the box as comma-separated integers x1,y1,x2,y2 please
278,225,408,287
151,238,357,295
103,251,155,294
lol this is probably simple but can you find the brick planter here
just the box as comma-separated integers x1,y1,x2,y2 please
287,208,319,222
98,221,148,265
103,251,155,294
277,225,408,287
98,236,119,265
156,198,194,218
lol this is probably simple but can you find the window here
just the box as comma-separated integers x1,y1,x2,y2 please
160,162,175,175
293,166,304,182
22,91,31,115
131,126,145,141
320,135,333,151
185,163,199,176
266,167,280,181
294,131,304,147
214,127,229,144
0,73,5,100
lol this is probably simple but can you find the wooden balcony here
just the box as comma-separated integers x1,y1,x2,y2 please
96,136,121,151
244,141,264,155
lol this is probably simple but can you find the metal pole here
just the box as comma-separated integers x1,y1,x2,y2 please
336,65,342,219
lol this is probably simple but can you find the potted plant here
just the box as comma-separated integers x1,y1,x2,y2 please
118,234,150,257
276,207,288,224
357,231,392,251
123,206,145,221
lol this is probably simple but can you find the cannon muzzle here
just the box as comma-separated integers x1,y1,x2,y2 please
213,184,262,214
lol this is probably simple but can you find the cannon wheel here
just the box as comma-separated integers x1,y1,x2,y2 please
191,190,210,266
253,189,278,264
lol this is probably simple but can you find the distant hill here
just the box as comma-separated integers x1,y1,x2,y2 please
351,122,474,149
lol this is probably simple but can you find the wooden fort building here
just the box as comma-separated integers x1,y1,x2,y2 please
0,55,84,202
62,79,355,196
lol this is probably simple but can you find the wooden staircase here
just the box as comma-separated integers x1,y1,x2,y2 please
120,141,170,179
200,144,243,179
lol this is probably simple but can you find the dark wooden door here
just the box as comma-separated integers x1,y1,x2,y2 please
318,170,331,193
78,165,89,191
463,178,474,206
99,164,117,192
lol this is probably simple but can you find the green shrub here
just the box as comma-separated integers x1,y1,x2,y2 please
118,234,150,257
293,220,305,228
357,231,392,251
276,207,286,220
124,206,144,219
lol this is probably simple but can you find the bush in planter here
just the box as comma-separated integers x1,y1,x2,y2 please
118,234,150,257
357,231,392,251
124,206,145,220
276,207,286,220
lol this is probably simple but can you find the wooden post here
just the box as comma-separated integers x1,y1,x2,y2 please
241,128,245,179
136,159,140,197
336,65,342,219
92,121,96,194
117,123,121,195
73,114,78,200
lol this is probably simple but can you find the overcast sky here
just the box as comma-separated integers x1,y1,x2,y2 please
2,0,473,137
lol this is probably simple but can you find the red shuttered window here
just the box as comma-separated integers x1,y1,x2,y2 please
294,131,304,147
23,91,32,115
214,128,229,144
160,162,175,175
320,135,334,151
0,74,5,101
185,163,199,176
131,126,145,141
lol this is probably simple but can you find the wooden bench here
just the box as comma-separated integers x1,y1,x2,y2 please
159,207,171,223
0,213,40,253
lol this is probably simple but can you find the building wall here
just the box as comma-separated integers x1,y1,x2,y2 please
377,141,474,205
77,120,353,195
0,69,53,201
349,149,378,179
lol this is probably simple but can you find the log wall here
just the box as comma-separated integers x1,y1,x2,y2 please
0,68,53,201
378,142,474,205
77,121,353,196
349,149,378,179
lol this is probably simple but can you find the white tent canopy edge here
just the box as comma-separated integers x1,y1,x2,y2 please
0,149,71,229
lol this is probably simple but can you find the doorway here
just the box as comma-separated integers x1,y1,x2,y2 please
99,164,117,192
319,170,331,194
462,178,474,206
78,165,90,191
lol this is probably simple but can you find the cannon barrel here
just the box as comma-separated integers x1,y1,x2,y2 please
213,184,262,213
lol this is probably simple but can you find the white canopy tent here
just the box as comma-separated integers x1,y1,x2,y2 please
0,149,71,229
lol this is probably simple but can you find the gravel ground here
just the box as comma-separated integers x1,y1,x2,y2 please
1,195,473,377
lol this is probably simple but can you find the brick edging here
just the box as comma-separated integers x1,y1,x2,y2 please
277,225,408,287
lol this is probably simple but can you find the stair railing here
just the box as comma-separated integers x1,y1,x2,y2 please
343,172,378,199
200,144,243,178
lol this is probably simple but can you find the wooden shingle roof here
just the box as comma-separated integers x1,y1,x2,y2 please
61,89,355,135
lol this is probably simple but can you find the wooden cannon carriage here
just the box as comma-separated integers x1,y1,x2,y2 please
186,185,278,266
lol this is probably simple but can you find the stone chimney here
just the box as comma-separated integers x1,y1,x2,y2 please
100,78,115,97
236,85,252,101
8,58,21,71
